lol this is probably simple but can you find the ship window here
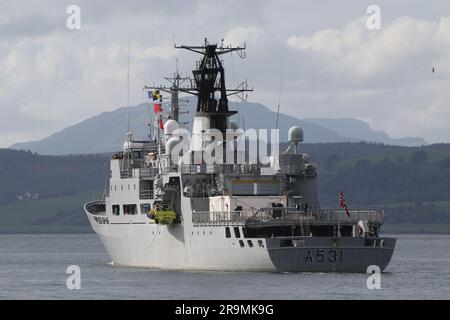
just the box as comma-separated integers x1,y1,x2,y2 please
247,240,253,248
112,205,120,216
123,204,137,215
225,227,231,238
258,240,264,248
128,184,130,190
114,185,117,191
233,227,241,238
133,150,142,159
121,185,123,191
140,203,150,215
239,240,245,248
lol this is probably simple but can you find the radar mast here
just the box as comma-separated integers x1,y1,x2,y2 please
174,38,253,133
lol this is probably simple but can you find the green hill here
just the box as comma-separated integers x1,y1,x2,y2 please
0,149,108,205
1,143,450,233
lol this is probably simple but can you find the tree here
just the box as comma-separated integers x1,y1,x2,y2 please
395,155,406,164
410,150,428,165
355,158,371,167
438,156,450,169
323,153,340,170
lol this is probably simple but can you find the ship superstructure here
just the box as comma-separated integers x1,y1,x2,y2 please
85,39,395,272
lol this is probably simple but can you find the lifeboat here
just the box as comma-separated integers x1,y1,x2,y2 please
149,207,177,224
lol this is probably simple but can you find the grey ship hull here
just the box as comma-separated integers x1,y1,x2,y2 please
266,237,396,273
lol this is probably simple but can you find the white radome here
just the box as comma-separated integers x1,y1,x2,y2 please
164,119,179,136
288,126,304,143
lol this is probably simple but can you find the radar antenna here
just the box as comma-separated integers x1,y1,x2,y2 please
144,63,189,123
172,37,253,114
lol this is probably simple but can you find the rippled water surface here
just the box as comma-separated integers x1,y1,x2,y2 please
0,234,449,299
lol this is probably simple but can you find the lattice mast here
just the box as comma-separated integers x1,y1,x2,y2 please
174,38,252,132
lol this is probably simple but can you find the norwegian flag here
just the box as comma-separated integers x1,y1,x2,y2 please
339,191,350,218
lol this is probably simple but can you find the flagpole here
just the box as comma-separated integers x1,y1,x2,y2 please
158,115,161,157
126,39,130,135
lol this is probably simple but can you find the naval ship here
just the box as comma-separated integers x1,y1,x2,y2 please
84,39,396,272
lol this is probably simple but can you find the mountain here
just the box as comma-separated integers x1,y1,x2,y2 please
10,100,349,155
303,118,427,146
10,99,426,155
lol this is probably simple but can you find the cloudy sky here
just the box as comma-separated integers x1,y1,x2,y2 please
1,0,450,147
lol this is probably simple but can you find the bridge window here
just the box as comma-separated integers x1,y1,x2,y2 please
140,181,154,199
123,204,137,215
234,227,241,238
239,240,245,248
112,205,120,216
247,240,253,248
133,150,143,159
225,227,231,238
140,203,150,215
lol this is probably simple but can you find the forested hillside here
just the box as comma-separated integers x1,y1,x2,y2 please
0,149,107,204
1,143,450,233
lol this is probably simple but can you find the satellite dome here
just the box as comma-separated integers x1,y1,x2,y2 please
164,119,179,136
288,126,304,143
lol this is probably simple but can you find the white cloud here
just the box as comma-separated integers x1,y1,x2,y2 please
287,16,450,78
1,1,450,147
0,12,9,26
286,15,450,142
223,26,262,45
131,43,177,60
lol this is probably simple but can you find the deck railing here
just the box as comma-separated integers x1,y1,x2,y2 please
192,211,249,226
313,209,384,225
180,164,261,175
139,190,154,200
192,208,384,226
121,167,159,179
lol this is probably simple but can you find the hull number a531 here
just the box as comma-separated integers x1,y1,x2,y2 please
305,249,343,263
